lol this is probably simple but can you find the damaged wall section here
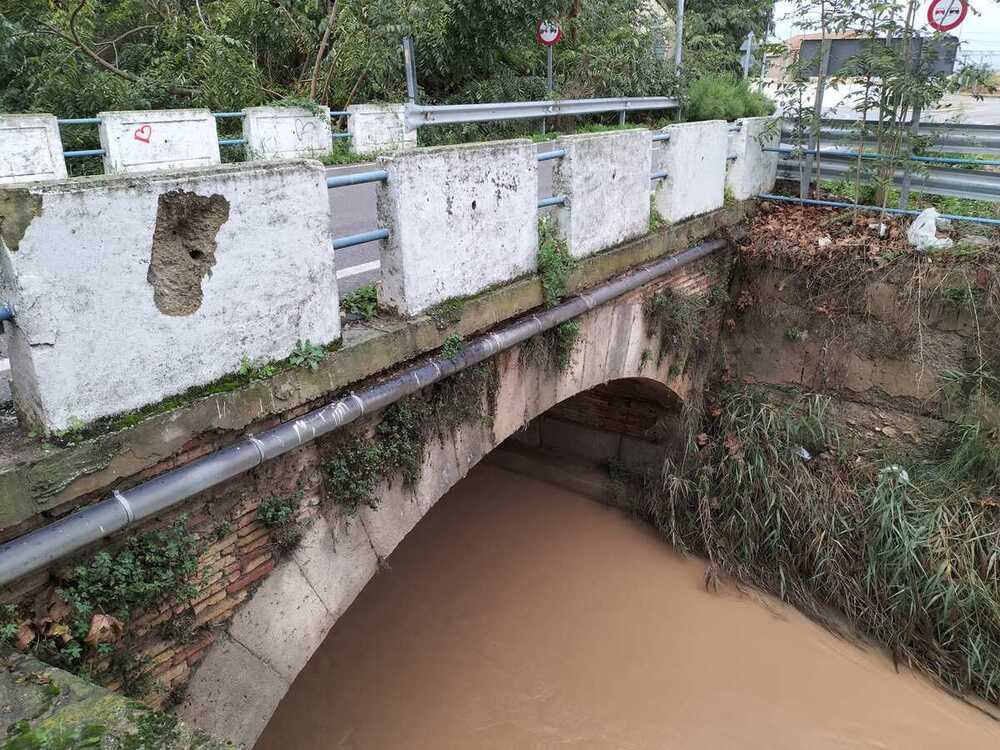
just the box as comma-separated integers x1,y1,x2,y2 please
0,160,338,433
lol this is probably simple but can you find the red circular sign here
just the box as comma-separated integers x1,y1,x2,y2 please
927,0,968,32
536,19,562,46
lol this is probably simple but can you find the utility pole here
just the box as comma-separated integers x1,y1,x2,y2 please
674,0,684,75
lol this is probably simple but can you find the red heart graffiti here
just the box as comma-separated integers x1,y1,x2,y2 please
133,124,152,143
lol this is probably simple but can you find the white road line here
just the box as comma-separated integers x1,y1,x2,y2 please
336,260,381,279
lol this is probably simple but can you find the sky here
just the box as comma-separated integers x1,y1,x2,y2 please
770,0,1000,58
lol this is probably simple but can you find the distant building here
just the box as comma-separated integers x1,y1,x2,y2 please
763,32,860,80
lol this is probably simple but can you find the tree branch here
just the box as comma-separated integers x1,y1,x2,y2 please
309,0,339,100
61,0,196,97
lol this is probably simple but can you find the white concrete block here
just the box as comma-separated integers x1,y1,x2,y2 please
653,120,727,223
347,104,416,156
552,129,652,258
376,140,538,317
242,106,333,160
0,114,67,185
98,109,220,174
0,160,338,432
726,116,779,200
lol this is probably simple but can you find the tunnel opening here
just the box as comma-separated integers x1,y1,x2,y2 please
486,377,686,506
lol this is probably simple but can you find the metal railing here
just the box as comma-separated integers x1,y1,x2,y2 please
775,148,1000,204
760,193,1000,227
781,119,1000,156
404,97,678,129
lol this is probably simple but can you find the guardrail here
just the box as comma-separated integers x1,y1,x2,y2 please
760,193,1000,226
404,97,678,129
781,120,1000,156
776,148,1000,204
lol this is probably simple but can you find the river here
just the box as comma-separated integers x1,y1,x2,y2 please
256,462,1000,749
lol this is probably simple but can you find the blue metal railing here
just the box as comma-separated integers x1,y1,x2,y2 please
650,170,669,181
652,133,671,142
538,195,566,208
0,306,13,323
759,193,1000,227
57,109,352,158
537,149,566,162
333,228,390,249
326,170,388,189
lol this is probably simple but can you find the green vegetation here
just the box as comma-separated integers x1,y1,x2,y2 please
440,334,464,360
537,217,577,308
319,141,372,167
324,398,430,515
323,360,499,514
520,321,580,375
341,283,379,321
257,492,305,555
649,197,666,233
684,74,774,122
427,297,465,331
0,518,202,696
289,340,326,371
639,384,1000,703
643,288,705,365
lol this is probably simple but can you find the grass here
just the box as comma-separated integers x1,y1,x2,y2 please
636,385,1000,704
519,321,580,375
537,217,576,308
319,141,372,166
341,283,379,321
643,288,705,366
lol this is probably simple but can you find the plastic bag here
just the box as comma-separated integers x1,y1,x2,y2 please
907,208,953,252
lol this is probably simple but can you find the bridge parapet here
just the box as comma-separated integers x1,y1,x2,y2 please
375,139,539,316
653,120,729,224
0,160,337,433
550,129,653,259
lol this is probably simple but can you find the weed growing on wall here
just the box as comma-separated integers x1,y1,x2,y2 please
440,334,464,360
537,217,576,308
428,297,466,331
0,519,202,696
643,288,706,366
520,321,580,375
649,197,666,233
341,283,379,321
258,492,306,555
290,340,326,371
324,398,431,515
323,359,501,514
637,385,1000,705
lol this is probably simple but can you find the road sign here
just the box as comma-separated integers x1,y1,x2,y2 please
536,20,562,47
927,0,968,32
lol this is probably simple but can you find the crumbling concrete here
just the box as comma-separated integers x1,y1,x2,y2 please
0,160,338,432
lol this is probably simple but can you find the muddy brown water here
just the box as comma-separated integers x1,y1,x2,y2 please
256,463,1000,750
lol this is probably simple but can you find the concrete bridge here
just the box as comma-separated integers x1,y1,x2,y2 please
0,107,776,746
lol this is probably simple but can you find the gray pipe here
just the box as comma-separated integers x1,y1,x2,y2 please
0,237,727,586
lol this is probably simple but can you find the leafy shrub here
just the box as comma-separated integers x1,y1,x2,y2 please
685,74,774,122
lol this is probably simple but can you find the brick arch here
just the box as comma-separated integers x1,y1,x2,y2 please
178,281,712,748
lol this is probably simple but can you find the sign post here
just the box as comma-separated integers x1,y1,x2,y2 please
739,31,756,79
537,20,562,133
927,0,968,32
